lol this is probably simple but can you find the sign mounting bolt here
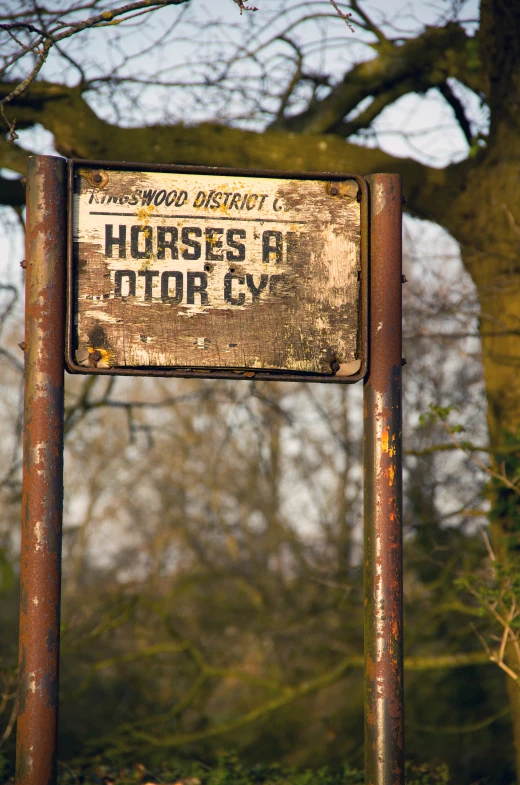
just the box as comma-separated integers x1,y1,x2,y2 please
92,172,102,184
330,186,339,196
88,351,102,368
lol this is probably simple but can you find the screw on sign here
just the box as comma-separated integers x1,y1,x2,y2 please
16,156,403,785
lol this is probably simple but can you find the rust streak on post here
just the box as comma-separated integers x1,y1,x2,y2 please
16,156,67,785
364,174,404,785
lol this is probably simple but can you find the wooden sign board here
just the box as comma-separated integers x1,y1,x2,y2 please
66,162,367,382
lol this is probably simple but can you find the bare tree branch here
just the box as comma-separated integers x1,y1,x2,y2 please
0,0,190,139
439,80,473,144
328,0,355,33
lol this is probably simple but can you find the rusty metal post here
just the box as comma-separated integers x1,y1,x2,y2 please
363,174,404,785
16,156,67,785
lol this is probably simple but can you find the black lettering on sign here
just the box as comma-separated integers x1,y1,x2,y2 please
226,229,246,261
157,227,178,259
205,228,224,261
262,230,283,263
246,274,268,302
114,270,136,297
187,272,208,305
138,270,159,301
154,189,167,206
161,271,183,304
181,227,202,260
193,191,206,208
131,226,153,259
229,193,241,210
105,224,126,258
224,272,245,306
141,189,156,206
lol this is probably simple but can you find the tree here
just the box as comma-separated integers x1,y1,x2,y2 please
1,0,519,779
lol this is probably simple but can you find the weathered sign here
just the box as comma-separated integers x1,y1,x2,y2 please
67,162,366,381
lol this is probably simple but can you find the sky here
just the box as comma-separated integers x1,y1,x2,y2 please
0,0,489,557
2,0,485,348
12,0,483,167
3,0,483,291
2,0,484,365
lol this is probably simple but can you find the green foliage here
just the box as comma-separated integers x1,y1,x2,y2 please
405,763,450,785
464,37,482,73
419,404,459,427
456,559,520,618
48,755,456,785
419,405,466,436
468,134,488,158
0,548,14,594
0,750,9,780
487,430,520,539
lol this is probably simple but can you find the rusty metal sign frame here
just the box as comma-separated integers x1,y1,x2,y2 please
65,159,369,384
17,156,403,785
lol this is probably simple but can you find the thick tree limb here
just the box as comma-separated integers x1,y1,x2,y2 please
271,22,483,135
0,130,34,205
348,0,387,45
478,0,520,135
329,77,422,137
438,81,473,144
0,78,471,231
0,175,25,207
128,650,494,748
0,134,32,174
0,15,483,231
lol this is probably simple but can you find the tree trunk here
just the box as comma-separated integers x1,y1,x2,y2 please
457,145,520,782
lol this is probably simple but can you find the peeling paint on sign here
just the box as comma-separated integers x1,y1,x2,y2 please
71,167,362,376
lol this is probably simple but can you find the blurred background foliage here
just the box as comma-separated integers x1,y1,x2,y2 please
0,227,510,781
1,0,519,783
